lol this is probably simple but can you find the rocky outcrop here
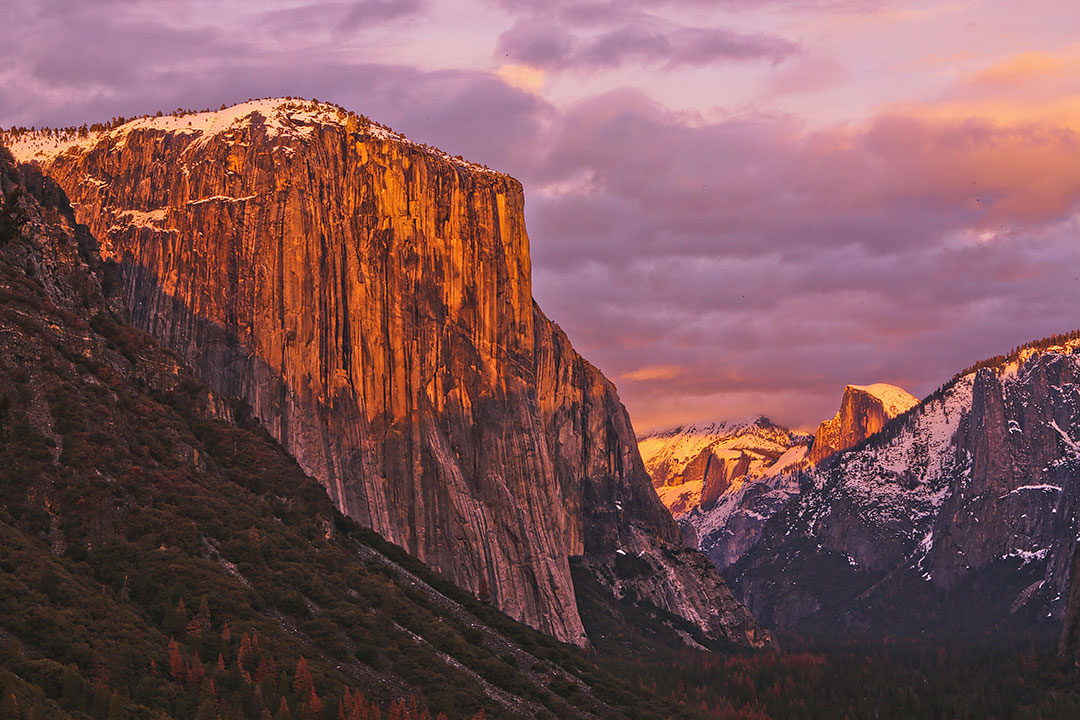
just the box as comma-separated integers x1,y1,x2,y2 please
697,451,751,510
726,341,1080,633
6,100,769,649
808,383,919,464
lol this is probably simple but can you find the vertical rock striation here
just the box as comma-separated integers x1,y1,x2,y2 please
7,100,769,649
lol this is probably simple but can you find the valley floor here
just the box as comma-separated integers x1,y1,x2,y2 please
595,631,1080,720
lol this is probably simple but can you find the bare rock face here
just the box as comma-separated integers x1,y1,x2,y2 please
1059,546,1080,661
808,383,919,464
697,451,751,510
7,100,768,649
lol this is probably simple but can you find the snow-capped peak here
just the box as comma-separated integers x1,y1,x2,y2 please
846,383,919,418
4,98,496,174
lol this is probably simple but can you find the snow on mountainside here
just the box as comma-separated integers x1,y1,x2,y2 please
847,383,920,418
647,383,917,571
727,334,1080,634
4,98,495,174
639,418,810,520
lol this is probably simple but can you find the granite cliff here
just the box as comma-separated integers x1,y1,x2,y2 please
0,143,722,719
6,100,769,650
808,383,919,464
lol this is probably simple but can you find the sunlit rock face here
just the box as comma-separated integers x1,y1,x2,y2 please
808,383,919,464
728,343,1080,634
8,100,770,650
640,418,809,519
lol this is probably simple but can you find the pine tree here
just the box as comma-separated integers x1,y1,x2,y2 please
188,656,206,686
0,689,19,720
169,639,185,681
340,688,382,720
292,657,321,718
106,693,126,720
91,684,111,719
254,655,276,684
273,698,293,720
60,664,85,711
237,634,255,682
194,682,219,720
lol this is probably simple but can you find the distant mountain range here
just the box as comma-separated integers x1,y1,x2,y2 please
641,383,916,568
643,336,1080,638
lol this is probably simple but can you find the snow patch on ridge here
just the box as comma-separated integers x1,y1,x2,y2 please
186,194,260,206
847,382,920,417
5,98,498,175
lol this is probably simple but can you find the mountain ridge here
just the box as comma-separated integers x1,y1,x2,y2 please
641,383,917,570
726,333,1080,633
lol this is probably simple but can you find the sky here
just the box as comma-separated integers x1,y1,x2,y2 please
3,0,1080,432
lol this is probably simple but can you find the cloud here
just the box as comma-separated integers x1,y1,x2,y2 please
522,89,1080,430
528,91,1080,267
966,51,1065,88
495,19,797,71
6,0,1080,435
342,0,425,27
497,64,546,93
251,1,425,35
623,365,684,381
0,3,552,177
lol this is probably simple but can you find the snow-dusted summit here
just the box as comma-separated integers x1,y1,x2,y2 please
4,98,494,174
643,383,917,570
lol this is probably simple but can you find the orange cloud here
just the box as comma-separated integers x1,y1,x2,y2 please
496,64,545,93
857,112,1080,222
925,46,1080,127
623,365,683,382
968,51,1065,88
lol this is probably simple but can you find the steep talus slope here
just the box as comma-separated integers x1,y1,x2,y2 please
0,143,726,719
6,99,768,650
727,338,1080,632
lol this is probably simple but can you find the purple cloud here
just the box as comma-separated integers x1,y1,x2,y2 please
521,91,1080,429
5,0,1080,436
255,0,425,33
496,20,797,70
